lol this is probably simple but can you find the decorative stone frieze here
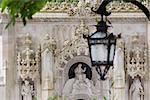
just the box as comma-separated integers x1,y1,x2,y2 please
107,1,148,12
17,33,41,81
126,33,148,79
40,0,149,14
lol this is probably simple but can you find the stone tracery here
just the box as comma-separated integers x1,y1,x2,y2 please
126,34,147,79
17,34,41,81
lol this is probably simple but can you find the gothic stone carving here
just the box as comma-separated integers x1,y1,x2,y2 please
17,33,41,81
17,34,41,100
56,20,89,70
126,33,147,79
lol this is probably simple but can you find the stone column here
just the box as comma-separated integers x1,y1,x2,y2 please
2,14,17,100
41,34,56,100
147,21,150,100
113,38,125,100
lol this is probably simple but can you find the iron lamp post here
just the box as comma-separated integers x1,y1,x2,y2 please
84,0,150,80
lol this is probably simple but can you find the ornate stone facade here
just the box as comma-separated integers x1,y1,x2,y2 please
0,1,150,100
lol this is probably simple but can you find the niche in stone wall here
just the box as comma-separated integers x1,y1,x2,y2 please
68,62,92,80
62,56,97,100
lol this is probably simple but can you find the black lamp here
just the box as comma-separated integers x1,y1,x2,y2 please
84,0,150,80
84,18,116,80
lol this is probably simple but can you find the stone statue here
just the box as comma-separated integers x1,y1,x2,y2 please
129,77,144,100
72,64,93,95
21,80,34,100
63,64,96,99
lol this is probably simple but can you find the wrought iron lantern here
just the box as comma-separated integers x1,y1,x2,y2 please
84,0,150,80
84,18,116,80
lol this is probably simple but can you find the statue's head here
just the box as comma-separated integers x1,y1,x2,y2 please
75,64,86,75
24,80,29,85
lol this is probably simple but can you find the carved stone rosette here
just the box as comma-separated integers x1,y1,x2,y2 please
126,34,147,79
17,33,41,81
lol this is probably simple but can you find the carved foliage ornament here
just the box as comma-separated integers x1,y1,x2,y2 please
17,34,41,81
126,34,147,79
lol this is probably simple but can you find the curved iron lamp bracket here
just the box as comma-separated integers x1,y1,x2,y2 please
92,0,150,21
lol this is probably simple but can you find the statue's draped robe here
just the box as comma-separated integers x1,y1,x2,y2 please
129,78,144,100
21,84,33,100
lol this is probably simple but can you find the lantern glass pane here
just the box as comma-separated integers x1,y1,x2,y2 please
109,44,115,62
91,44,108,61
91,32,106,38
